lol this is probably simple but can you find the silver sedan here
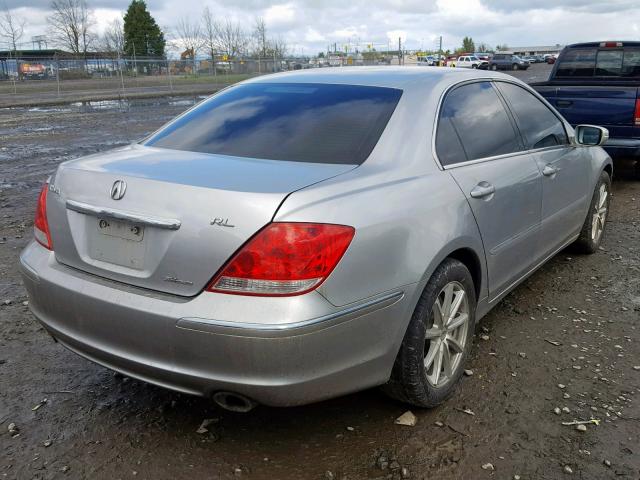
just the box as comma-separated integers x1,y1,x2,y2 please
20,67,612,410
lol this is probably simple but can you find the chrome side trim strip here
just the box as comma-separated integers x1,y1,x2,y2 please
177,290,405,335
66,200,181,230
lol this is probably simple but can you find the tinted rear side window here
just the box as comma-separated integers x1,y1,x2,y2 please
556,48,596,77
496,82,568,149
145,83,402,165
436,82,521,165
557,47,640,77
621,48,640,76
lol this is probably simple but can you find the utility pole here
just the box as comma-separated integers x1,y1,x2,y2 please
398,37,402,65
132,40,138,76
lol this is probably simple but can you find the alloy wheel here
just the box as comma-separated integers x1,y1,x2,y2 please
591,183,608,242
424,281,470,388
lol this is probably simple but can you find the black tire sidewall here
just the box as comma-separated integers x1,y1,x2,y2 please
573,170,611,253
393,259,477,407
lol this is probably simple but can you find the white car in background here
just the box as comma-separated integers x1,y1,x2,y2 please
455,55,488,69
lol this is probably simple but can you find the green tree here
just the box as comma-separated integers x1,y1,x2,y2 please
462,36,475,53
123,0,165,57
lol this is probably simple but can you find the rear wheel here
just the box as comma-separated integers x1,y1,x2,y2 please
472,64,477,69
383,259,476,407
572,171,611,254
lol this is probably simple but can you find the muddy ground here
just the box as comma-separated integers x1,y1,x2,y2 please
1,65,639,480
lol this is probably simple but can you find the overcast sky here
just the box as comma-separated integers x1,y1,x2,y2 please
5,0,640,55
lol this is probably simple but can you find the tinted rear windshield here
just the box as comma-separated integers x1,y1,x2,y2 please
145,82,402,165
555,47,640,77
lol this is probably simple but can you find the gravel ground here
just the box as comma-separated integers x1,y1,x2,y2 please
1,64,639,479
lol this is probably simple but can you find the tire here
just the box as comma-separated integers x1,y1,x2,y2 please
572,170,611,254
383,259,476,407
512,63,518,71
472,64,477,69
491,64,497,71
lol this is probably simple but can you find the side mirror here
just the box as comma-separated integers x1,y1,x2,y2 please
574,125,609,146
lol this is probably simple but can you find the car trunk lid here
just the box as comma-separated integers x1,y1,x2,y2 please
46,145,356,296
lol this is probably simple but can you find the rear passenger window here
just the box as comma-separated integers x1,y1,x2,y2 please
596,50,623,76
556,48,596,77
622,48,640,76
496,82,568,149
436,82,521,165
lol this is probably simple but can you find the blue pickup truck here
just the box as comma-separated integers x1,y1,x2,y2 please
532,41,640,177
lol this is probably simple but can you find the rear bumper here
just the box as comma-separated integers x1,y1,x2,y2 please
19,242,410,406
603,138,640,159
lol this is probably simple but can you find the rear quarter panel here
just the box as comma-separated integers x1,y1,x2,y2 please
275,168,485,308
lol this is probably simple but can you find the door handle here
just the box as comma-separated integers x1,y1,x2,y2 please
470,182,495,199
556,100,572,107
542,165,558,177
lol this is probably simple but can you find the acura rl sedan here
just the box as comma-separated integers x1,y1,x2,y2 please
20,67,612,410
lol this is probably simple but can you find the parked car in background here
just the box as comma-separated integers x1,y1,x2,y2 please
473,53,492,62
489,53,530,70
521,56,536,64
417,55,438,66
455,55,489,69
532,41,640,177
20,68,612,411
445,55,458,67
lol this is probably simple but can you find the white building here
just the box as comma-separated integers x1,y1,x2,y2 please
510,45,564,56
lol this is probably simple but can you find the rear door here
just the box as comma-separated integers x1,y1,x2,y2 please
436,81,543,299
495,81,589,254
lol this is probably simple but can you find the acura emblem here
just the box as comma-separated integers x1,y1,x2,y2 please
110,180,127,200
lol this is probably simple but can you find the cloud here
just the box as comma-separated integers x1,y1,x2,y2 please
304,27,325,42
264,3,296,27
3,0,640,55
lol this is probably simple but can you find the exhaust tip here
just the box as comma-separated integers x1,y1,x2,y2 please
212,391,257,413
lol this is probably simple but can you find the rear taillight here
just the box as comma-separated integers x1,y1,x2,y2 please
34,183,53,250
207,222,355,296
635,99,640,126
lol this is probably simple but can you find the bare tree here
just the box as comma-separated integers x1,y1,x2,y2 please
202,6,217,61
0,3,25,52
48,0,95,55
271,35,288,59
100,18,124,55
215,19,247,58
252,17,267,59
173,16,203,55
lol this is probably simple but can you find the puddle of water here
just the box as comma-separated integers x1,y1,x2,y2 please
10,95,202,115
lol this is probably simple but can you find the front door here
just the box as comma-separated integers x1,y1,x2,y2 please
494,81,589,255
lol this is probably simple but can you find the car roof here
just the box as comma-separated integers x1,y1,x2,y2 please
565,41,640,49
245,66,516,91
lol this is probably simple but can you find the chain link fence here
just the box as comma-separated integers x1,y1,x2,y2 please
0,53,428,107
0,56,309,107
